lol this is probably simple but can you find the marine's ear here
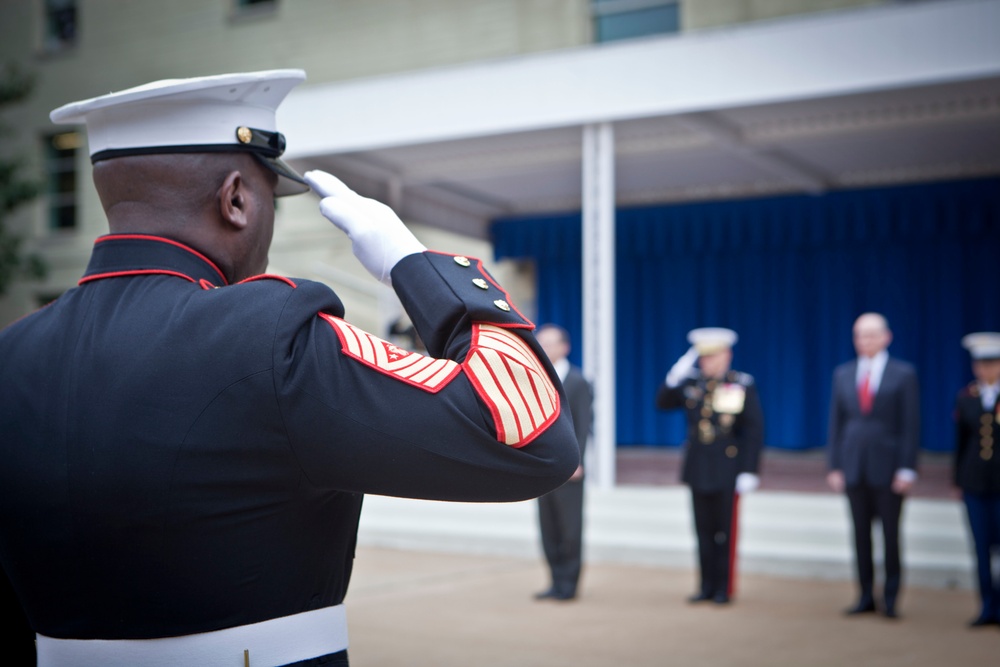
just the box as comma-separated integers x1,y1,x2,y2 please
218,170,248,230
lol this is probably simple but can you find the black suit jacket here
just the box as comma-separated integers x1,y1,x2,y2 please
827,357,920,488
561,366,594,468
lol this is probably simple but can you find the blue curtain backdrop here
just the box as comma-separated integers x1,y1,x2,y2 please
492,178,1000,453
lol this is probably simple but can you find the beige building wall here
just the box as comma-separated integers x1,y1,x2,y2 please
0,0,901,329
683,0,882,30
0,0,590,328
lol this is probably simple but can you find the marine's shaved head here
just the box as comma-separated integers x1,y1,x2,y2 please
93,153,259,227
92,152,278,283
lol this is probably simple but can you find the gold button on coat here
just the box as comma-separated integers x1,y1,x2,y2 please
493,300,510,312
472,278,489,290
454,256,471,267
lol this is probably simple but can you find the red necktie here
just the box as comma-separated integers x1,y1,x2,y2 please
858,370,873,415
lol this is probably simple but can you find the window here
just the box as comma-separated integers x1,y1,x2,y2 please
592,0,680,43
43,0,77,53
44,132,79,231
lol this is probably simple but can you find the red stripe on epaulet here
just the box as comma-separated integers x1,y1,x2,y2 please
237,274,297,288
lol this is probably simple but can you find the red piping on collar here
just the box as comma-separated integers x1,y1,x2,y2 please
94,234,229,284
79,269,196,286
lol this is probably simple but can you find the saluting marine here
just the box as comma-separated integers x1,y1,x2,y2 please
0,70,578,667
953,332,1000,629
656,328,764,605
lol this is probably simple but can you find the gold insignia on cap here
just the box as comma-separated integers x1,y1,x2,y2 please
493,299,511,312
236,126,253,144
472,278,489,290
454,256,471,267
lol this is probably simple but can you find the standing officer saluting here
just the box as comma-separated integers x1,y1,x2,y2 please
0,70,579,666
656,328,764,605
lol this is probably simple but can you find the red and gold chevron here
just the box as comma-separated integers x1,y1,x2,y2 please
320,314,460,392
464,323,560,448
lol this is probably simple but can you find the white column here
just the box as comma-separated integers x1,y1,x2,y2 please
581,123,616,490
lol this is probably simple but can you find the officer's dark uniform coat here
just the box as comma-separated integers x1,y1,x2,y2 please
657,370,764,599
0,235,578,641
953,382,1000,624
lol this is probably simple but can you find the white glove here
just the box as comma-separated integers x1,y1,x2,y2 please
735,473,760,494
304,170,426,286
665,346,699,387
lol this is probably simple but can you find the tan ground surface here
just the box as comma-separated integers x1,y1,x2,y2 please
346,546,996,667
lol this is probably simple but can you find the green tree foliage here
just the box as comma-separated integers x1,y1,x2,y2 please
0,62,45,297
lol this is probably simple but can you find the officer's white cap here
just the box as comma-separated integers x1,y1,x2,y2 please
962,332,1000,360
687,327,738,355
49,69,309,196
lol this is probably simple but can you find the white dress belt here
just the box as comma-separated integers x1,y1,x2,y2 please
35,603,348,667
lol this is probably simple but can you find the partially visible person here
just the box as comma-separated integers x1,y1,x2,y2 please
533,324,593,602
827,312,920,620
657,328,764,605
954,332,1000,629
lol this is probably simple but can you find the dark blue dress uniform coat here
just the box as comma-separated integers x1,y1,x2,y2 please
656,370,764,599
656,371,764,493
954,383,1000,494
0,235,578,641
953,382,1000,624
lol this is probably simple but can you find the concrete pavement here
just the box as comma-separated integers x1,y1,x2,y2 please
344,482,990,665
345,546,996,667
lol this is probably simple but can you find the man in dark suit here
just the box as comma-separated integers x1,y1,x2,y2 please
534,324,594,602
657,328,764,605
827,312,920,619
0,70,578,666
953,332,1000,629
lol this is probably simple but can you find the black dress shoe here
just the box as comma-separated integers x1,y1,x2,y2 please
687,592,713,603
882,607,899,620
844,599,877,616
968,616,999,628
712,592,730,605
533,588,558,600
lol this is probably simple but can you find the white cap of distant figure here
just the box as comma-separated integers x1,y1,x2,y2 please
962,332,1000,360
687,327,738,355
